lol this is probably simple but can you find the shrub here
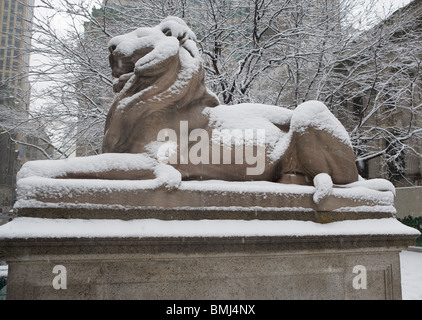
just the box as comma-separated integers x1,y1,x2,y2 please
398,215,422,246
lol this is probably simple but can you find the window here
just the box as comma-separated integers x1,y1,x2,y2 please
1,37,5,46
0,60,3,69
0,49,4,58
4,0,9,10
3,12,8,23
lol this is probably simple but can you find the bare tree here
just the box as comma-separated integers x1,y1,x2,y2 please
328,1,422,184
4,0,420,185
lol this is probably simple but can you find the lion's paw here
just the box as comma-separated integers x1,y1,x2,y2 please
154,163,182,189
313,173,333,204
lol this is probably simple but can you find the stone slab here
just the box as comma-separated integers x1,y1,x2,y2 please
15,179,396,223
16,179,395,213
395,187,422,218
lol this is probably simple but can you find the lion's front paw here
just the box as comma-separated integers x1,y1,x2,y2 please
154,163,182,189
313,173,333,204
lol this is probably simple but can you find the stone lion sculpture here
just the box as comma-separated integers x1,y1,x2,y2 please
101,16,359,192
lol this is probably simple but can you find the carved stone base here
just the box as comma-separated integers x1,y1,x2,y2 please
0,230,417,300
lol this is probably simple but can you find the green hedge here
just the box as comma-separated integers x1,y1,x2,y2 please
398,215,422,246
0,277,6,300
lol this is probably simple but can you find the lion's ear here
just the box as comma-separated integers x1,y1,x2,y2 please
162,27,187,43
162,27,173,37
159,18,196,45
162,27,188,45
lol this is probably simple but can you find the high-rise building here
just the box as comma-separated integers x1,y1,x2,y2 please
0,0,36,213
0,0,34,111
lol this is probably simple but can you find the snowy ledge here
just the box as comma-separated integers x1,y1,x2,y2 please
14,154,397,214
16,176,395,199
16,153,396,201
0,217,419,239
15,177,395,212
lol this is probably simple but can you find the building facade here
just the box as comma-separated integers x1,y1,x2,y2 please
0,0,34,111
0,0,51,212
337,0,422,186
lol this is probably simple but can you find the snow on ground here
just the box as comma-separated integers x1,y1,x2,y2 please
400,250,422,300
0,265,7,278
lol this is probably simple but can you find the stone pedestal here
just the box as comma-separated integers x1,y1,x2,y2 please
0,180,419,300
0,234,416,300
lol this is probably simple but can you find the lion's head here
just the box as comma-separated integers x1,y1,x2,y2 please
103,17,219,153
108,17,197,92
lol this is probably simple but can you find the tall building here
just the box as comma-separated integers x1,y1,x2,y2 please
0,0,34,111
0,84,18,214
0,0,36,213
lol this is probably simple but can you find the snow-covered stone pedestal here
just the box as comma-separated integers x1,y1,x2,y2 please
0,177,419,300
0,228,417,300
3,17,418,300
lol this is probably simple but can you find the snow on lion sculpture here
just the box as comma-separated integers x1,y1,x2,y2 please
101,17,359,193
19,17,369,204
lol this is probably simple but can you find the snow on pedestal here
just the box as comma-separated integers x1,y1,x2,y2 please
0,216,418,239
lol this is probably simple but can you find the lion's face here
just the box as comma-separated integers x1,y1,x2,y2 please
109,44,153,79
103,17,220,154
108,17,197,92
